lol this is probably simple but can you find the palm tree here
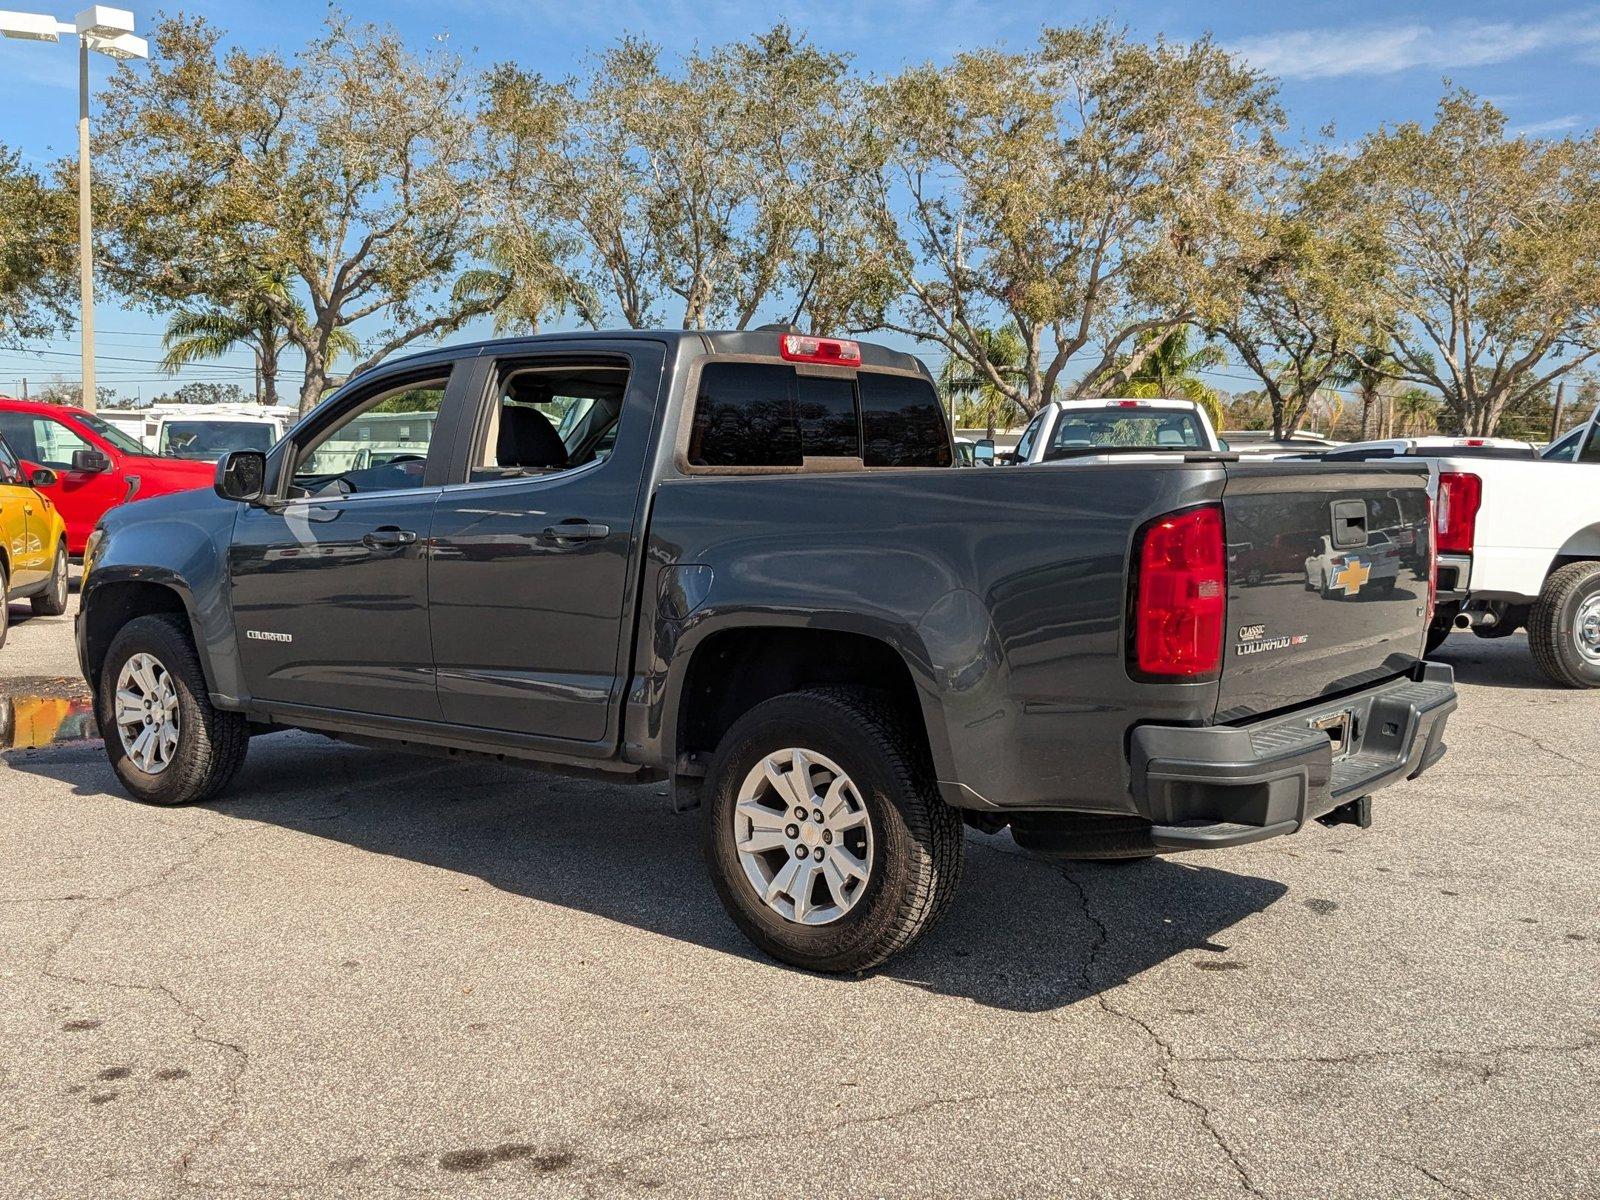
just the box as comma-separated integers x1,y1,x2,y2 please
1120,327,1226,430
1393,387,1439,436
939,325,1027,438
160,273,352,406
1329,336,1405,439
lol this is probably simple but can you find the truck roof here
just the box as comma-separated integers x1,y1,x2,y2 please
380,329,932,378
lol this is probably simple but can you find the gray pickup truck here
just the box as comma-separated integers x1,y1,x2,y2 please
77,330,1456,971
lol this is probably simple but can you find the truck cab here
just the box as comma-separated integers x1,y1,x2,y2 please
999,398,1222,465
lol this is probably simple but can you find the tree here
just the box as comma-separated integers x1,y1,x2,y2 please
1216,154,1383,438
483,26,871,331
33,378,117,408
1392,387,1440,437
938,325,1027,436
1119,327,1226,428
159,272,355,405
860,23,1281,416
1329,334,1406,440
95,12,513,414
148,381,247,407
1341,92,1600,436
0,145,73,346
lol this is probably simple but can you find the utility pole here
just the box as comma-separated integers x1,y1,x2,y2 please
77,32,95,412
20,378,28,400
1550,381,1566,442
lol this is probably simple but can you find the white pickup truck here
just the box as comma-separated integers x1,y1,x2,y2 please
1312,412,1600,687
986,398,1223,465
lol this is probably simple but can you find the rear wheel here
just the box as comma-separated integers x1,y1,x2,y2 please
702,687,964,973
1529,562,1600,688
97,614,249,804
30,542,68,616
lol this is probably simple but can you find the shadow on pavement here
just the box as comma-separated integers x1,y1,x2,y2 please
1428,632,1555,690
9,734,1286,1014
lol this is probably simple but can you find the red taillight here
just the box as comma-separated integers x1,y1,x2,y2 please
1113,400,1144,408
1436,471,1481,554
1132,505,1225,678
780,334,861,367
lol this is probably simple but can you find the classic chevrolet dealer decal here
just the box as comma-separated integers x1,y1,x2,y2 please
1329,558,1372,596
1234,624,1309,656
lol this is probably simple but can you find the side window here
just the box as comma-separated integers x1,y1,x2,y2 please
289,376,448,497
0,414,38,463
1580,421,1600,465
1014,412,1046,461
687,363,950,469
1543,429,1582,462
860,373,952,467
31,417,93,470
689,363,803,467
469,362,631,483
0,436,19,483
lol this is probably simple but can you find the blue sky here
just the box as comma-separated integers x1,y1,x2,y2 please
3,0,1599,400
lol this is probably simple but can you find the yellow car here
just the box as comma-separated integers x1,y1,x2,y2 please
0,432,69,648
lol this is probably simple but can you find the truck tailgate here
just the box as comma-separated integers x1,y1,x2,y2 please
1218,461,1434,720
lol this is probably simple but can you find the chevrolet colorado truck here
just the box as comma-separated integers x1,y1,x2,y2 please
1315,413,1600,686
76,331,1456,971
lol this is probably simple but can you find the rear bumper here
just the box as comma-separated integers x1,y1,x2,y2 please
1127,662,1456,850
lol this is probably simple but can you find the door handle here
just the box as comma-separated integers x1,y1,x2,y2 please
540,521,610,544
361,527,418,549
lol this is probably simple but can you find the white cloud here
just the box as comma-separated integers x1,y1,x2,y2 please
1227,11,1600,80
1509,114,1584,135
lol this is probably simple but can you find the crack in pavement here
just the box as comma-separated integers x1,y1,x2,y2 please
1051,864,1271,1198
1461,722,1599,773
1378,1152,1474,1198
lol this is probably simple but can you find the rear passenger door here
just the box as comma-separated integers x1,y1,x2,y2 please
426,342,666,745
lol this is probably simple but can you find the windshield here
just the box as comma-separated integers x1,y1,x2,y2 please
1047,410,1205,458
159,419,276,460
75,411,150,456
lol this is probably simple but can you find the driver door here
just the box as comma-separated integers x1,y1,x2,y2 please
228,366,459,721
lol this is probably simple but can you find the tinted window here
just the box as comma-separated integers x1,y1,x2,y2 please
1542,429,1582,462
797,376,860,458
689,363,802,467
160,420,275,459
0,435,19,483
859,373,951,467
0,413,37,462
1581,422,1600,465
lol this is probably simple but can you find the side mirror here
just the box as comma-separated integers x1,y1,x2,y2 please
27,466,58,489
974,439,996,464
70,448,112,474
215,450,267,504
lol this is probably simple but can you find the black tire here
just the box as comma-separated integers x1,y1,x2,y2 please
702,687,964,973
97,613,249,805
31,542,69,616
0,558,9,650
1528,561,1600,688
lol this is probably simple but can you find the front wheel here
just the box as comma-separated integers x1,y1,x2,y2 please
97,614,249,804
31,542,69,616
1529,562,1600,688
702,687,964,973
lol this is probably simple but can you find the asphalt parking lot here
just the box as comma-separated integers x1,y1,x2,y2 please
1,586,1595,1199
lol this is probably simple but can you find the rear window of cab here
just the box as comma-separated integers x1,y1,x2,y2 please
687,362,952,469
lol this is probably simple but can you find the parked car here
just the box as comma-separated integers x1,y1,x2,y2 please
994,398,1223,465
78,330,1455,971
0,399,215,555
0,429,70,646
1316,414,1600,685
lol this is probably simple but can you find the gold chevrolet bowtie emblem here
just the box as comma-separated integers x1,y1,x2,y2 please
1331,558,1371,596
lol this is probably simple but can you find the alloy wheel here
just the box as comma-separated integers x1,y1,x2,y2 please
731,747,874,926
114,652,181,774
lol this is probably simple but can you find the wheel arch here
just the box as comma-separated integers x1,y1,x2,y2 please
667,615,953,783
81,572,216,698
1549,522,1600,578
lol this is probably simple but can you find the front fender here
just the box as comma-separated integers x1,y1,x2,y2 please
79,494,244,706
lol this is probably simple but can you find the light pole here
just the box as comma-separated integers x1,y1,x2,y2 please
2,6,147,412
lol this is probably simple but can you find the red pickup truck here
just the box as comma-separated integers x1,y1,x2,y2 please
0,399,215,555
